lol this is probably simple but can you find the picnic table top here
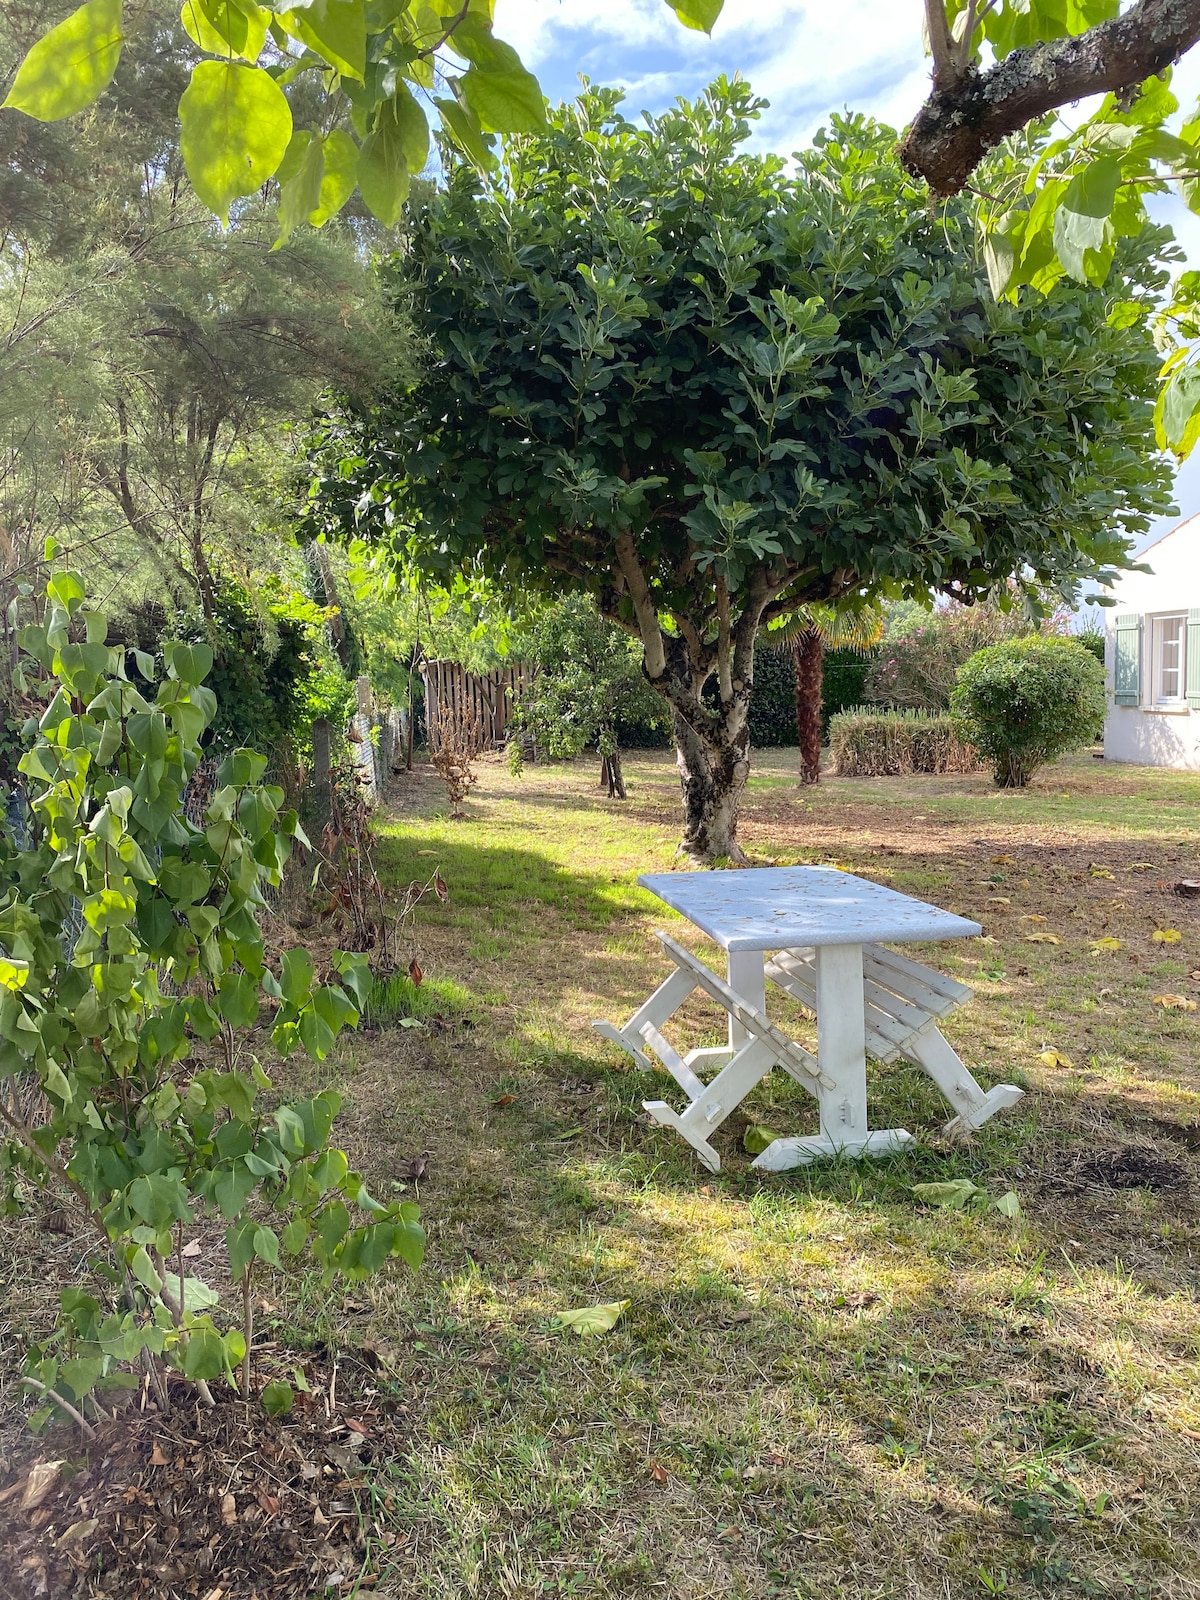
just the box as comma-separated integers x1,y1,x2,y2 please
638,866,982,952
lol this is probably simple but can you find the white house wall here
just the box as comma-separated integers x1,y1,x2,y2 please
1103,517,1200,770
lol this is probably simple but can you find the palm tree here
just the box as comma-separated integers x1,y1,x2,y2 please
769,603,884,786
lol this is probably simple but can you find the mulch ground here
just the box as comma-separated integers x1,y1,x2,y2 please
0,1352,408,1599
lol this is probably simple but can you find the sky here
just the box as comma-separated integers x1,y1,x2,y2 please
492,0,1200,552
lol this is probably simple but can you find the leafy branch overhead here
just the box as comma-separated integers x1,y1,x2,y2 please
904,2,1200,457
2,0,724,231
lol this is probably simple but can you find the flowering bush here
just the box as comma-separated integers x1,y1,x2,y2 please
864,603,1060,711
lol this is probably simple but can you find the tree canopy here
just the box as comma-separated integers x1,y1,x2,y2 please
308,80,1172,859
1,0,715,236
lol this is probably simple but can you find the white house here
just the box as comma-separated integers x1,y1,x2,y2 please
1103,517,1200,770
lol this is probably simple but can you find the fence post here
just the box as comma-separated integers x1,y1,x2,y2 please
312,717,332,803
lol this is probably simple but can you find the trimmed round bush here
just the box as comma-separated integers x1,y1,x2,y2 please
949,636,1106,788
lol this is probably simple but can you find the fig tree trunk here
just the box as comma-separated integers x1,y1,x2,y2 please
669,694,751,865
793,625,824,786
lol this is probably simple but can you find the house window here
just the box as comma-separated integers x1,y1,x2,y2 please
1151,614,1187,706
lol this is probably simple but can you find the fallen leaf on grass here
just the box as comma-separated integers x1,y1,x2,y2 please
1090,866,1114,879
1152,929,1183,944
221,1492,237,1525
743,1124,780,1155
992,854,1013,865
1039,1049,1073,1069
911,1179,980,1210
149,1442,169,1467
911,1181,1020,1218
1022,914,1048,923
408,958,424,985
834,1290,879,1310
649,1460,668,1483
493,1093,517,1108
554,1127,582,1141
1130,862,1158,871
975,935,997,945
1089,938,1121,954
181,1238,201,1258
987,897,1011,906
1154,994,1198,1011
556,1300,630,1335
56,1518,98,1548
1025,933,1061,944
1190,970,1200,982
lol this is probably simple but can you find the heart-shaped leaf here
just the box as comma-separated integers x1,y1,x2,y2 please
556,1299,630,1336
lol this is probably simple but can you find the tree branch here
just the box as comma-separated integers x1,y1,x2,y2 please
614,531,666,679
901,0,1200,197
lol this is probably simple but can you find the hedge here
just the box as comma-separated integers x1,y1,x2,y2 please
829,708,981,777
619,645,879,749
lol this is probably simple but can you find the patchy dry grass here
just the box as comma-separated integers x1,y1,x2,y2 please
5,747,1200,1599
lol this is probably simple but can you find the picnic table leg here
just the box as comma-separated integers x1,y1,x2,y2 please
752,942,915,1170
726,950,766,1050
815,943,869,1148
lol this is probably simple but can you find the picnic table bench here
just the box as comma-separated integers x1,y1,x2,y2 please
593,867,1022,1172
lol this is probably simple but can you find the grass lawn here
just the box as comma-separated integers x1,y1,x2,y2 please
5,747,1200,1598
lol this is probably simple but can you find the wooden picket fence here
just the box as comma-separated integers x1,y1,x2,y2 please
421,659,534,752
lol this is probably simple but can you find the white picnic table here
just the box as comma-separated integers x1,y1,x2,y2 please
594,866,1022,1173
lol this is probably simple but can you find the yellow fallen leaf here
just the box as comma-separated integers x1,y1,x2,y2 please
1130,863,1157,872
1154,993,1198,1011
987,897,1011,906
1089,937,1121,953
1039,1049,1073,1069
556,1300,631,1335
1022,914,1047,923
1152,929,1182,944
975,935,997,945
991,854,1013,865
1090,867,1113,879
1025,933,1061,944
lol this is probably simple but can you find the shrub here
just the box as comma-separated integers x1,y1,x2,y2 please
1,570,423,1430
829,709,981,777
949,636,1106,788
864,603,1044,712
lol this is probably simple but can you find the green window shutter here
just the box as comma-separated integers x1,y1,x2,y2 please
1187,608,1200,711
1113,613,1141,706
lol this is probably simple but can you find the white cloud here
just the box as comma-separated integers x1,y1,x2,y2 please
493,0,931,151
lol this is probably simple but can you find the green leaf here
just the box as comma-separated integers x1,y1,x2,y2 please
458,53,545,135
253,1225,280,1267
298,1006,336,1060
1156,358,1200,457
225,1217,256,1279
556,1299,630,1336
310,128,358,225
261,1378,294,1416
178,60,292,224
742,1124,779,1155
218,971,260,1029
911,1179,981,1211
1052,156,1121,284
181,0,268,61
3,0,124,121
281,1215,308,1254
435,93,495,173
130,1244,163,1296
165,640,216,685
992,1190,1022,1218
358,101,413,227
279,947,314,1005
279,0,365,80
666,0,722,32
182,1325,226,1381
